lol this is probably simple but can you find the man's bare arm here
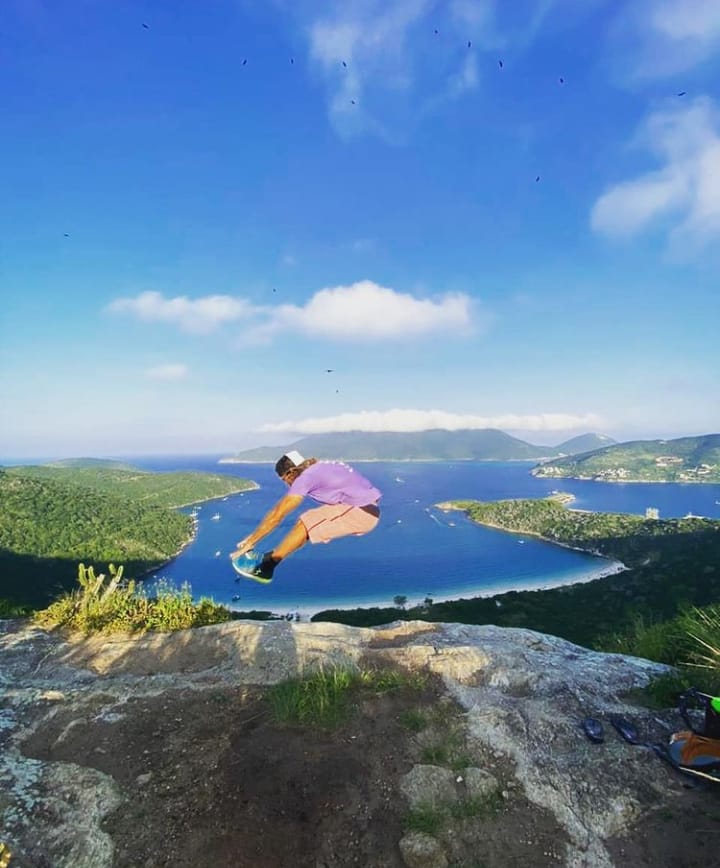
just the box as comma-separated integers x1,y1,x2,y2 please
232,494,304,555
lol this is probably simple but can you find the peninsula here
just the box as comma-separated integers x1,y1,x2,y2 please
314,497,720,650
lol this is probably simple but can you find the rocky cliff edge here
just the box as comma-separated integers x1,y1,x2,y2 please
1,619,711,868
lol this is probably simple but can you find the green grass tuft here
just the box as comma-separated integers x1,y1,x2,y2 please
399,708,429,732
268,667,356,728
403,805,445,836
267,665,427,729
449,791,503,820
358,667,427,693
421,744,449,764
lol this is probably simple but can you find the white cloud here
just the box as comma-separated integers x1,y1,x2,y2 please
145,363,189,381
590,97,720,250
617,0,720,78
303,0,493,135
108,281,478,343
260,409,605,434
107,291,256,334
350,237,375,252
450,52,479,95
264,280,475,341
450,0,495,29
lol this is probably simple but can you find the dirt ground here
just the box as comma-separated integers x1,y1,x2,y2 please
17,674,720,868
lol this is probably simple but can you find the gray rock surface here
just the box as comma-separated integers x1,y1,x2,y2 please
398,831,448,868
463,766,499,800
0,617,683,867
399,764,458,810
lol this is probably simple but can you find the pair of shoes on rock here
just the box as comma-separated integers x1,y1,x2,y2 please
581,716,640,745
231,550,277,584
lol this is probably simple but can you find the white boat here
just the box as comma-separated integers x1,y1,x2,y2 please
517,539,525,544
215,551,221,557
395,476,405,483
211,513,221,521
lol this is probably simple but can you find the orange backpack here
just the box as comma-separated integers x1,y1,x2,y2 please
664,689,720,783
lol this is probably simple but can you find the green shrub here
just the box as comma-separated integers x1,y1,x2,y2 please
597,613,686,664
0,598,33,618
34,564,230,634
624,606,720,708
678,605,720,672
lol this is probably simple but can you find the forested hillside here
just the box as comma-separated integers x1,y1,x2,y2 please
0,465,256,608
5,464,255,507
0,472,192,606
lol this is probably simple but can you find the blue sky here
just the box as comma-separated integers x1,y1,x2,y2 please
2,0,719,457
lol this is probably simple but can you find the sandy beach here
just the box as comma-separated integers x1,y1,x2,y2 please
228,556,627,622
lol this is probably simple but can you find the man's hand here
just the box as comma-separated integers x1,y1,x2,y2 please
230,537,254,560
228,494,303,562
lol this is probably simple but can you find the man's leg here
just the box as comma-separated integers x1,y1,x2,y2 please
241,520,308,582
269,519,309,561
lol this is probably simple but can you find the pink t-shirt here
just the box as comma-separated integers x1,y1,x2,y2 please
288,461,382,507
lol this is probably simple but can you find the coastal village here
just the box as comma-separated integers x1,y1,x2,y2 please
537,454,717,482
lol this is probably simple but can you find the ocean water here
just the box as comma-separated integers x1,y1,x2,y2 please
127,457,720,617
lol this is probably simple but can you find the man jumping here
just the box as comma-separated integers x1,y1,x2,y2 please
229,450,382,583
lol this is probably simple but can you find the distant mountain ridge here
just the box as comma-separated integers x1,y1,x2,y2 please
220,430,616,463
532,433,720,483
553,433,616,455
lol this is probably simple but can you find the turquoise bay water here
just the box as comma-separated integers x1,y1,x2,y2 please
129,457,720,617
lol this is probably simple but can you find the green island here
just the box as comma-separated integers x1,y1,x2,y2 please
532,433,720,483
0,463,256,608
312,497,720,653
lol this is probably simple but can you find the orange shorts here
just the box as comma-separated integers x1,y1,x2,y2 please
300,503,380,544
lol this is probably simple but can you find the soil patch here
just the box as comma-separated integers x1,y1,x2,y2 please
605,781,720,867
20,675,570,868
